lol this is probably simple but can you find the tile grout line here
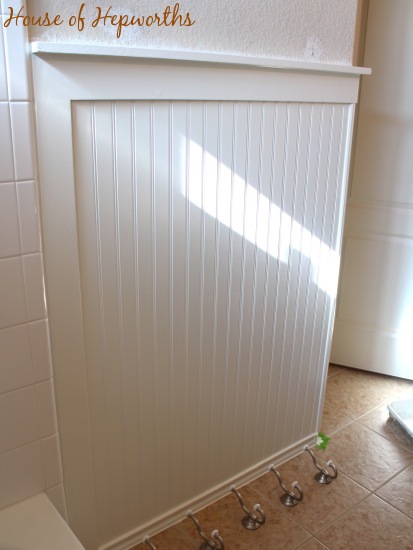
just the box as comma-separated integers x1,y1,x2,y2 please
353,416,413,454
310,491,373,539
371,492,413,523
371,460,413,494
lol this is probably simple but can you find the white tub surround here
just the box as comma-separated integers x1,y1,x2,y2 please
31,44,369,549
0,493,84,549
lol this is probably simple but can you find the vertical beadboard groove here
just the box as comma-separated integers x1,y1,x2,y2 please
299,105,325,438
92,102,115,537
280,104,305,445
297,104,322,434
208,101,222,481
278,105,303,447
71,96,355,547
111,102,124,520
307,105,335,435
252,103,277,457
312,105,346,429
183,101,191,498
270,103,292,452
196,102,206,489
277,105,302,445
168,101,174,507
149,100,160,512
312,105,336,430
241,103,264,465
131,102,143,523
219,102,236,479
231,102,250,468
290,104,316,439
241,102,256,467
310,105,339,429
245,103,264,465
260,104,286,456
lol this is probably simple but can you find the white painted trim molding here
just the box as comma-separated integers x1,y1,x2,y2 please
100,433,316,550
31,41,371,76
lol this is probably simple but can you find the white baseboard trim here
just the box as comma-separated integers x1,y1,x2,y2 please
100,433,317,550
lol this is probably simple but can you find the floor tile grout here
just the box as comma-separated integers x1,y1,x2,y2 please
370,492,413,522
353,417,413,453
311,491,373,536
371,461,413,494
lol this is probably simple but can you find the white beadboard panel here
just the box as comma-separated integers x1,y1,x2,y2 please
0,442,45,509
71,99,353,545
0,385,39,454
0,101,14,182
0,324,33,394
29,319,53,382
0,182,21,258
2,15,30,101
0,19,8,100
0,256,27,329
16,180,41,254
22,253,46,321
9,101,35,181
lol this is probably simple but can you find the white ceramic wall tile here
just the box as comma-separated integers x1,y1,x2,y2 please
0,19,8,100
0,324,33,393
16,180,41,254
0,385,39,453
0,102,14,182
1,0,25,16
22,253,46,321
47,483,68,521
41,434,63,488
0,442,45,509
35,379,58,438
0,256,27,329
2,13,30,100
0,182,21,258
0,0,64,513
29,319,52,382
10,101,35,181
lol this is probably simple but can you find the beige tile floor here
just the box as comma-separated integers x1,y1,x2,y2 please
132,365,413,549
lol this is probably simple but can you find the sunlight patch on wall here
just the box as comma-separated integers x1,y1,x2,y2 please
185,140,340,297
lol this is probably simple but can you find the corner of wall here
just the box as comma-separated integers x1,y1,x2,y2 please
352,0,370,66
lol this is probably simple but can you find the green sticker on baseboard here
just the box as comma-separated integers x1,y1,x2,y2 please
316,432,330,450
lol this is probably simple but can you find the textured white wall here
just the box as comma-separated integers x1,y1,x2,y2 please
26,0,359,64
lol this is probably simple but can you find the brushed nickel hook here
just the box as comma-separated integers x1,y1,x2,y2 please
305,446,338,484
268,464,304,506
143,535,157,549
187,510,225,549
230,485,265,530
